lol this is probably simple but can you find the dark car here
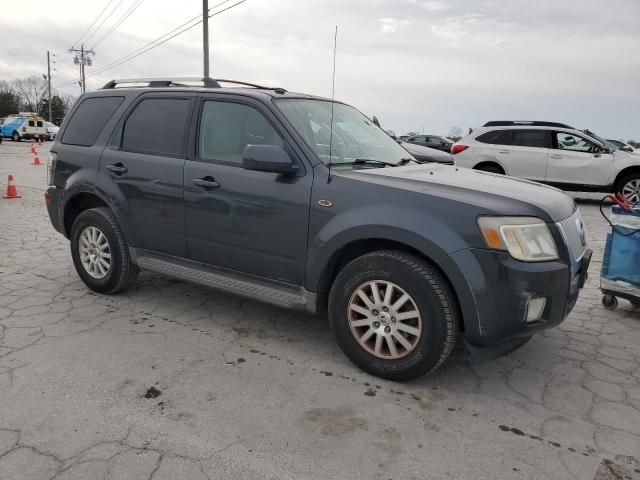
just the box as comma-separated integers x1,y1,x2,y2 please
45,77,590,380
400,141,454,164
405,134,452,153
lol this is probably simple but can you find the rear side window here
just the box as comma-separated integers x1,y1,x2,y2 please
476,130,513,145
512,130,549,148
28,120,35,127
62,96,124,146
121,98,190,156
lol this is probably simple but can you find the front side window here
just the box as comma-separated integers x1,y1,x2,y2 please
555,132,598,153
276,99,411,167
512,130,549,148
199,101,283,165
121,98,190,156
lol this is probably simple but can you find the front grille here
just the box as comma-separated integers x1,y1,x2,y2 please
556,210,588,263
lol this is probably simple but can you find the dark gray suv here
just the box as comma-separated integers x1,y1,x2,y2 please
45,78,591,380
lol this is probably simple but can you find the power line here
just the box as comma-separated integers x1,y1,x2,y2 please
71,0,116,48
90,0,146,49
83,0,126,45
54,0,246,89
89,0,244,78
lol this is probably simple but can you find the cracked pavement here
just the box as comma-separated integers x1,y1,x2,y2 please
1,141,639,479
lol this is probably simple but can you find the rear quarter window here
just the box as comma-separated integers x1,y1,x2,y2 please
476,130,513,145
61,96,124,147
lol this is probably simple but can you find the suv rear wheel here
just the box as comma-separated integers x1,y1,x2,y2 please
70,208,138,294
618,172,640,205
328,250,458,380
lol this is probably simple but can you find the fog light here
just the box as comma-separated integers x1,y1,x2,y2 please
526,297,546,323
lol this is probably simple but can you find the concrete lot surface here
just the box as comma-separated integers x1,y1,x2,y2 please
1,140,639,479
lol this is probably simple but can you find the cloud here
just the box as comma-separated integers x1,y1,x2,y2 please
377,17,411,34
408,0,450,11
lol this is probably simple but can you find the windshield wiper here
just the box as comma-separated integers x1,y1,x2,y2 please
350,158,412,167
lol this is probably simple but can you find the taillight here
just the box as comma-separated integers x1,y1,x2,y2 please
451,144,469,155
47,151,57,186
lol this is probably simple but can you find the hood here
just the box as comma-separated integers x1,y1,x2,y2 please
400,142,454,164
341,164,576,222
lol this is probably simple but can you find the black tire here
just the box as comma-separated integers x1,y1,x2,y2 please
475,164,504,174
602,294,618,311
70,207,138,294
328,250,459,380
12,131,20,142
616,171,640,206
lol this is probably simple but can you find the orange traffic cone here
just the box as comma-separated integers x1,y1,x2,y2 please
30,144,37,154
32,154,42,166
3,175,22,199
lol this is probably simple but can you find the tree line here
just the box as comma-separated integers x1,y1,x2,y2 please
0,76,77,124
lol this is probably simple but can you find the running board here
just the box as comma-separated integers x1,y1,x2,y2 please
133,251,316,313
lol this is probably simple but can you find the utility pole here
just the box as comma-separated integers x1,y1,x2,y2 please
70,45,95,94
203,0,210,78
46,51,52,122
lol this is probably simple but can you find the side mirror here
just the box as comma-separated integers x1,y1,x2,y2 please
243,144,298,175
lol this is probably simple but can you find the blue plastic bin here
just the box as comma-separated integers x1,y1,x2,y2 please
601,206,640,288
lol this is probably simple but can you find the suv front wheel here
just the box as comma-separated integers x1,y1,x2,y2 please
329,250,458,380
619,172,640,205
70,207,139,294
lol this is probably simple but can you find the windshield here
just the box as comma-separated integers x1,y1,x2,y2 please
582,129,616,149
276,99,412,167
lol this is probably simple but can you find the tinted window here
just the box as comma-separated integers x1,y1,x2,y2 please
121,98,190,156
555,132,598,153
513,130,548,148
199,101,283,165
62,97,124,146
476,130,513,145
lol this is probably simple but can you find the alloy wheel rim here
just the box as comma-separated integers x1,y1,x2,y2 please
622,179,640,205
78,226,111,279
347,280,422,360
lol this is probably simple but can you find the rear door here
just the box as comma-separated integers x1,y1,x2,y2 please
98,93,194,257
183,94,312,285
546,131,613,186
506,129,550,181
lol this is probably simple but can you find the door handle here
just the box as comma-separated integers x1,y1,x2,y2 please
498,150,510,154
107,163,128,175
192,177,220,189
549,154,563,159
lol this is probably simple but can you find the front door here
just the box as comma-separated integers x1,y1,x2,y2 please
98,94,193,257
183,96,312,285
546,131,613,187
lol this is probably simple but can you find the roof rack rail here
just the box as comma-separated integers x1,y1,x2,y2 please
101,77,286,92
483,120,574,129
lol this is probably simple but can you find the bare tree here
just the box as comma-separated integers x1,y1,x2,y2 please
447,126,464,141
12,76,48,112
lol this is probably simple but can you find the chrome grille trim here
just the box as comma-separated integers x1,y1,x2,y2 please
556,210,587,264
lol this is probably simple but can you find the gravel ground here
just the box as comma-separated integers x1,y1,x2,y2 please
1,140,639,480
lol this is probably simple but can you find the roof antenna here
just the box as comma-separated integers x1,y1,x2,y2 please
327,25,338,183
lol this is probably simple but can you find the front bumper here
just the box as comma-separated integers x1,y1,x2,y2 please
439,246,591,358
44,186,65,235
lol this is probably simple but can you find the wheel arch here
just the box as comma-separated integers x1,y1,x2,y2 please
314,238,464,332
62,191,110,237
613,166,640,192
473,161,505,174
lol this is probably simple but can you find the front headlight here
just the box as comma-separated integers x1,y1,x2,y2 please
478,216,558,262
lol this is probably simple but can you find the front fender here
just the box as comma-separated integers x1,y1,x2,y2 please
304,204,471,291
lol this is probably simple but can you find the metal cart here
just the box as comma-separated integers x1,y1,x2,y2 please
600,202,640,310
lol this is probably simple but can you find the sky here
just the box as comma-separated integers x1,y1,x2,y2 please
1,0,639,139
